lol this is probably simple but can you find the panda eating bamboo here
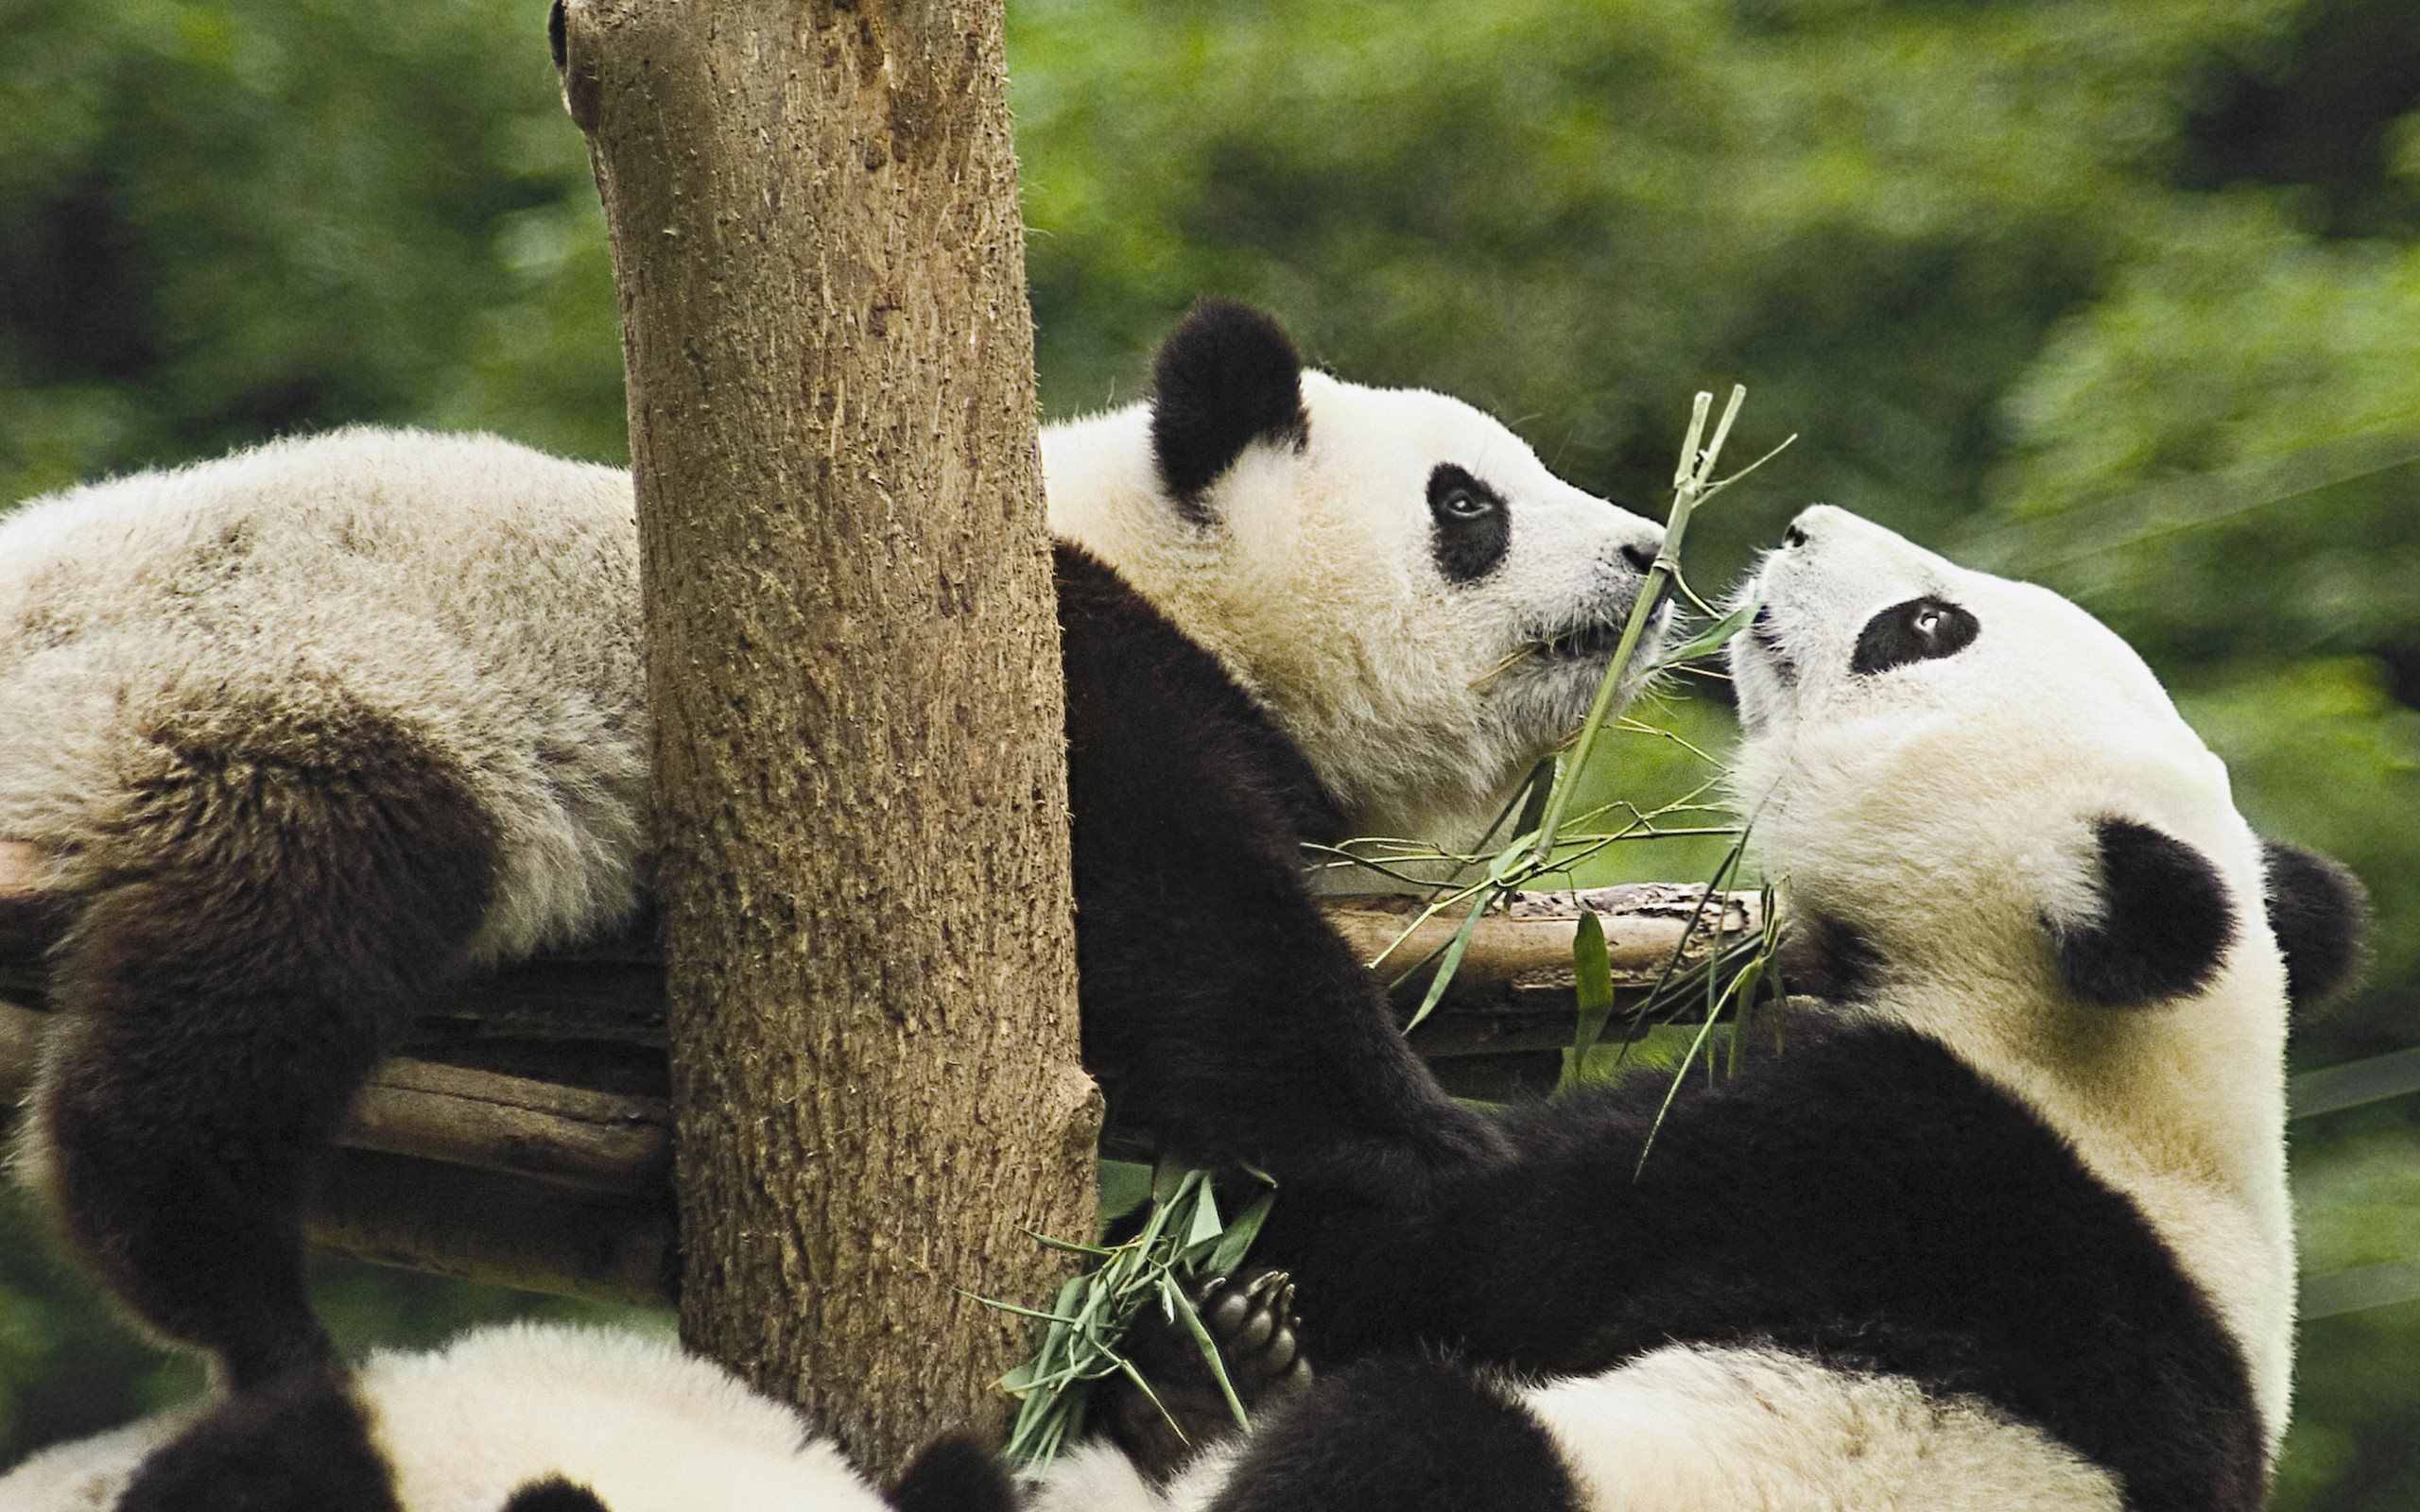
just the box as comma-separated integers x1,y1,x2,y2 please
1030,506,2369,1512
0,302,1667,1509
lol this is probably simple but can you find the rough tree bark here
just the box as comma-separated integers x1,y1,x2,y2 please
555,0,1098,1476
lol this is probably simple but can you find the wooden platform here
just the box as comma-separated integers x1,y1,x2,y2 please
0,885,1756,1303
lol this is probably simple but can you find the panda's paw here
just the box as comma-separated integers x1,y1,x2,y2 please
1197,1269,1312,1397
1106,1268,1312,1481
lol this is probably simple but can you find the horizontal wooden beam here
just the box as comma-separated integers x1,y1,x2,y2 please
0,998,680,1301
0,887,1755,1303
0,1000,674,1198
306,1149,672,1306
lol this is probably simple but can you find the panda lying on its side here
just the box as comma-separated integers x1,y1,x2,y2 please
0,301,1664,1505
0,1322,1011,1512
1033,507,2370,1512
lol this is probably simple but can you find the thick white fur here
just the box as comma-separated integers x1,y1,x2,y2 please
0,387,1653,946
1523,1346,2118,1511
369,1324,885,1512
1730,505,2295,1439
1045,372,1662,855
1023,1348,2122,1512
0,1323,890,1512
1021,1439,1241,1512
0,1410,199,1511
0,427,648,966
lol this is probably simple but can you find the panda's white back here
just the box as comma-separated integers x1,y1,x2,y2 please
1519,1346,2121,1510
0,427,649,963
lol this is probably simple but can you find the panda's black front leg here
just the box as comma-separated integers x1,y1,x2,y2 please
1058,545,1506,1210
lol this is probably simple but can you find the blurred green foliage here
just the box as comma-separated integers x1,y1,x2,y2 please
0,0,622,503
0,0,2412,1504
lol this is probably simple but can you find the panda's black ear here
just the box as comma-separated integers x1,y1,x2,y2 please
2260,839,2371,1017
1150,299,1308,522
2049,817,2238,1007
501,1477,613,1512
888,1434,1018,1512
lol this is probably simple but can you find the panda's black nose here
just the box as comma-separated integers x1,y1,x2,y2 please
1783,524,1809,548
1621,541,1656,574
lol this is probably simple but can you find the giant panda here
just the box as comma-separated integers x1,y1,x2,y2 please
0,301,1663,1502
1028,505,2371,1512
0,1321,1012,1512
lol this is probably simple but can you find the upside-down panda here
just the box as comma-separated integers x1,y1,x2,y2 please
0,301,1664,1504
1030,506,2371,1512
0,1321,1010,1512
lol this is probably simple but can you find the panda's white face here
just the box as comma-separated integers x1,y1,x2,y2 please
1729,506,2253,1003
1726,505,2297,1436
1729,505,2242,961
1046,347,1663,857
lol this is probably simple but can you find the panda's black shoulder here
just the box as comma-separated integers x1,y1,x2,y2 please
1055,541,1345,850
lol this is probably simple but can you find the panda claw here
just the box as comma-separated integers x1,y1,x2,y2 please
1205,1284,1252,1337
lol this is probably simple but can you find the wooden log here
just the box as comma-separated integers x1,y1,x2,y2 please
305,1150,672,1306
0,887,1756,1302
344,1060,669,1196
0,999,672,1196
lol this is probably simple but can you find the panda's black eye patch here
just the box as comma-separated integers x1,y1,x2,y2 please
1850,595,1979,675
1427,463,1510,584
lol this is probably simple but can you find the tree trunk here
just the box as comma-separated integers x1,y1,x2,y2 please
558,0,1097,1477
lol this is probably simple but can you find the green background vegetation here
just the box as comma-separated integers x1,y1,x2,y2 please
0,0,2411,1503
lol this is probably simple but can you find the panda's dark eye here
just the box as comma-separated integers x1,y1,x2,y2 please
1850,594,1979,675
1427,463,1511,583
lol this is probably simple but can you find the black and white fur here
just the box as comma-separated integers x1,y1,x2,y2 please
0,301,1663,1501
1032,506,2369,1512
0,1322,1012,1512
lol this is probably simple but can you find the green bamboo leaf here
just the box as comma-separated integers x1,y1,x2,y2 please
1047,1272,1086,1333
1114,1354,1185,1443
973,1297,1083,1325
1166,1275,1253,1432
1648,599,1758,670
1150,1153,1201,1206
1488,830,1539,883
1184,1183,1225,1249
1206,1190,1276,1277
1513,756,1555,842
1133,1164,1199,1250
1024,1229,1119,1258
1098,1158,1154,1225
1571,909,1616,1060
1403,892,1489,1036
1724,957,1765,1074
